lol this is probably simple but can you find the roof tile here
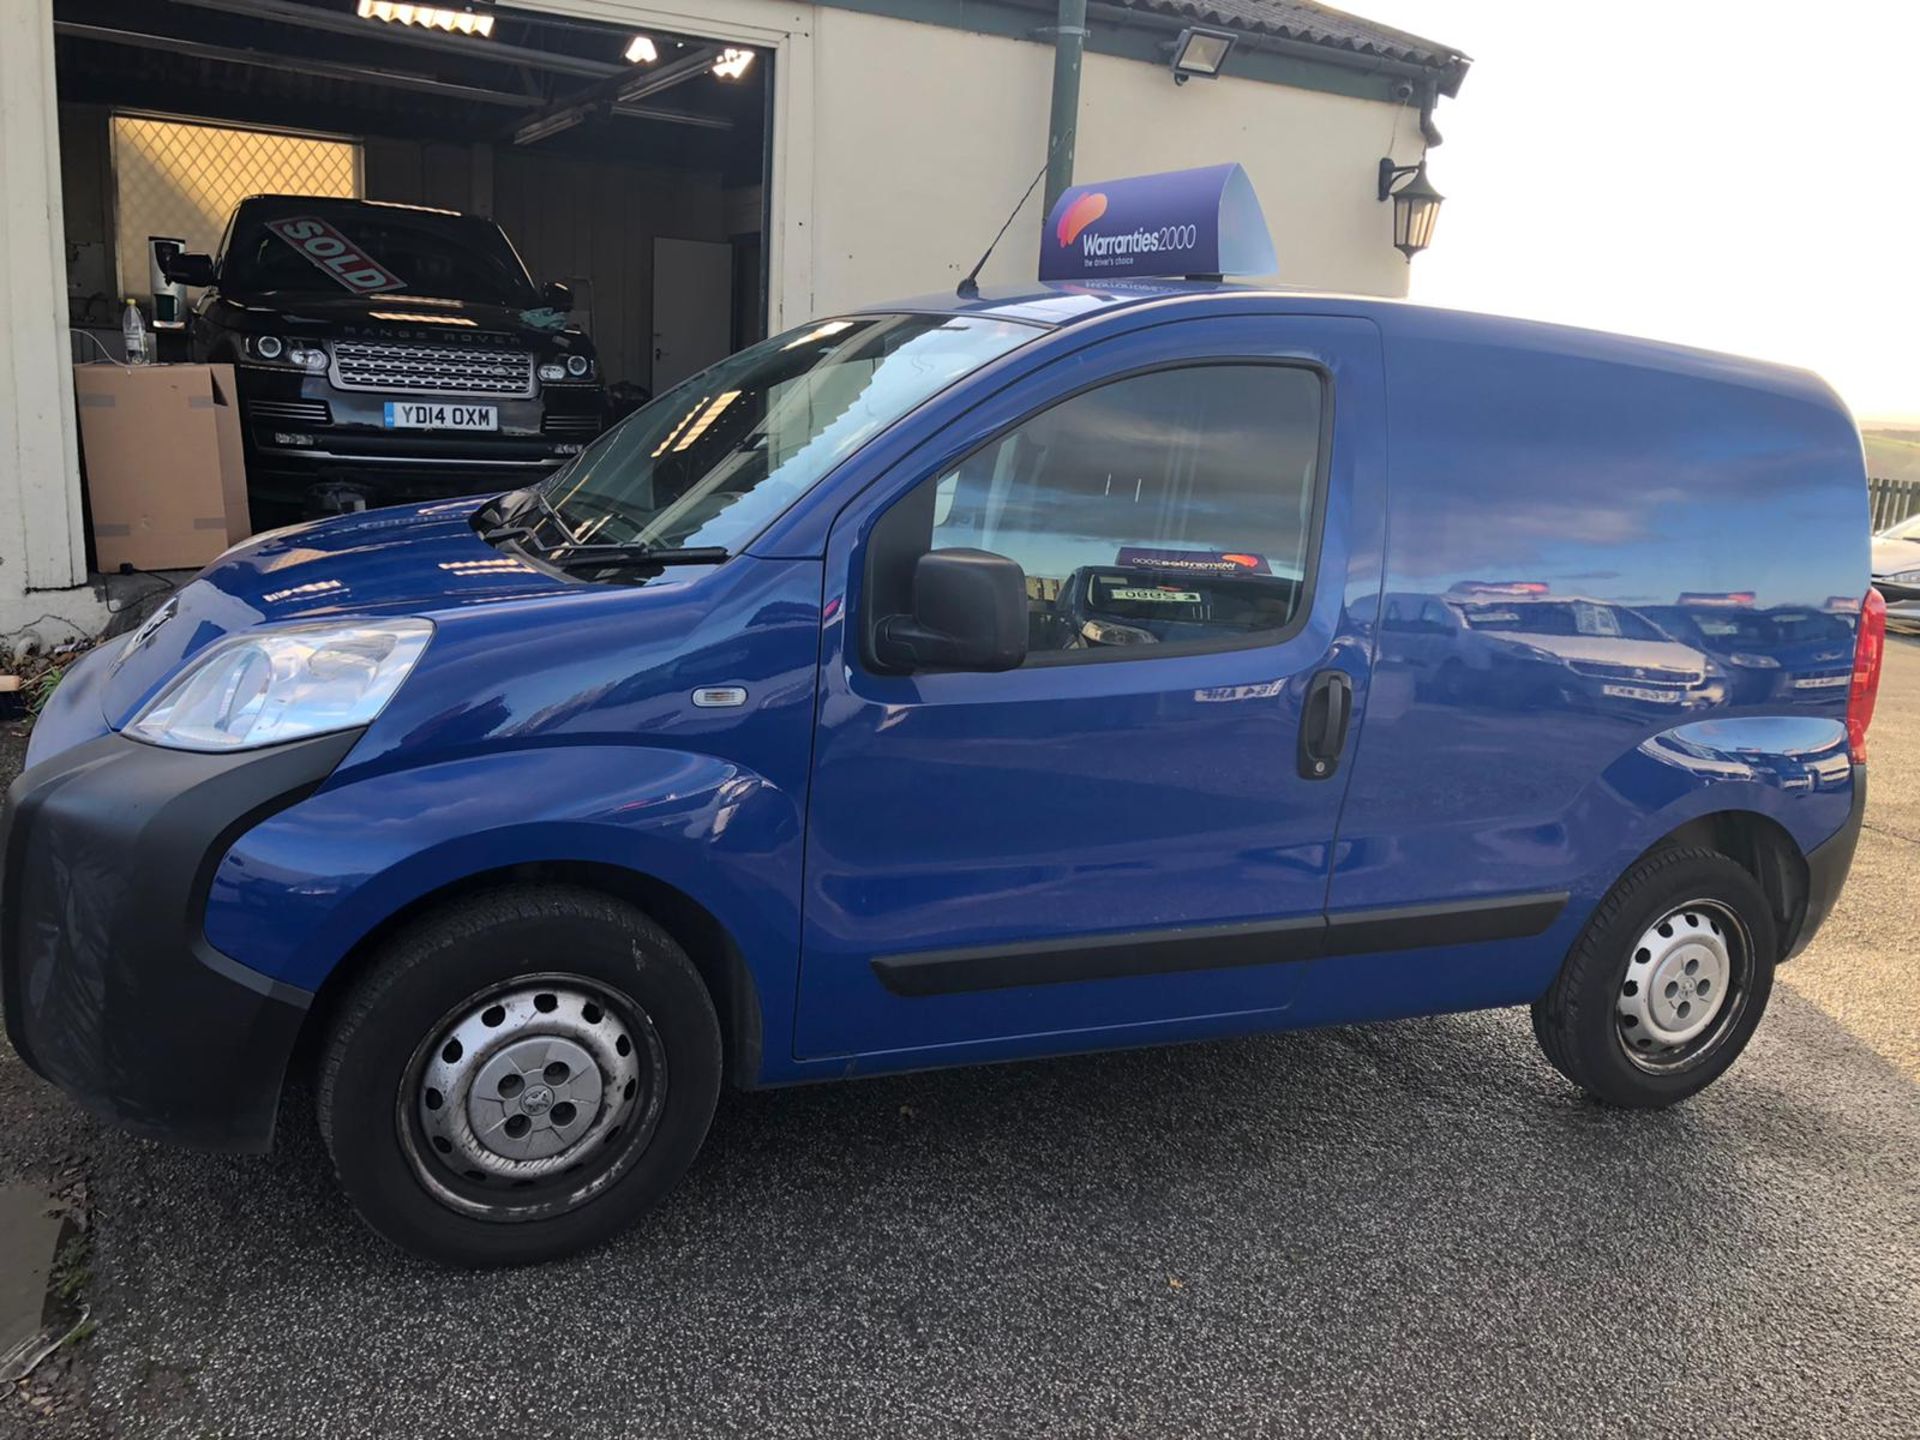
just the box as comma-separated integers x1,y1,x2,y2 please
1105,0,1467,73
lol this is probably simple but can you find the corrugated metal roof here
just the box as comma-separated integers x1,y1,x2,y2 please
1105,0,1467,75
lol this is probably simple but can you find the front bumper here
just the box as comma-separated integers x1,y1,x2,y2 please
236,366,604,525
1,729,359,1151
1872,581,1920,626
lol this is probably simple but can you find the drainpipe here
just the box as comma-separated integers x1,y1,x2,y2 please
1042,0,1088,231
1417,79,1444,147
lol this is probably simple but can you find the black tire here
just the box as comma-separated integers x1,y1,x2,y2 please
1532,846,1777,1108
316,885,722,1267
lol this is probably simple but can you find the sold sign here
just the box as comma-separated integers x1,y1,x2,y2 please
265,216,406,294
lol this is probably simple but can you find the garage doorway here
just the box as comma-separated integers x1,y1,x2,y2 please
53,0,774,533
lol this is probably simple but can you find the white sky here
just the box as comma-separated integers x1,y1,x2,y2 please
1343,0,1920,424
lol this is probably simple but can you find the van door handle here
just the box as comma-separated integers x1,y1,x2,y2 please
1297,669,1354,780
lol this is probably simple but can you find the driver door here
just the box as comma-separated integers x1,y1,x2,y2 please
795,315,1386,1060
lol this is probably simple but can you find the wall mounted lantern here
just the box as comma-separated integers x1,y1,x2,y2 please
1377,158,1444,259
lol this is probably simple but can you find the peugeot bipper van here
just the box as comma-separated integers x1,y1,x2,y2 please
4,283,1878,1266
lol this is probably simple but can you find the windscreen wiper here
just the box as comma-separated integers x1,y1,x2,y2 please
545,543,730,571
482,486,573,546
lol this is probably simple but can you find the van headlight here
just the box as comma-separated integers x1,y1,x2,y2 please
127,619,433,752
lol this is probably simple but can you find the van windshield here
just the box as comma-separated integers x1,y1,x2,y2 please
541,314,1038,553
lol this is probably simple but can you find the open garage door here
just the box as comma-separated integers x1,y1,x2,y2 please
53,0,772,536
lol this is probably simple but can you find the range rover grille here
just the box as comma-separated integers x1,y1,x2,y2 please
330,340,535,398
543,414,604,436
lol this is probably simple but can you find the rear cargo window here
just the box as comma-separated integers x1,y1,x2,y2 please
878,363,1324,663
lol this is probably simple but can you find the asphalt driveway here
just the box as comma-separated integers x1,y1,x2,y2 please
3,645,1918,1438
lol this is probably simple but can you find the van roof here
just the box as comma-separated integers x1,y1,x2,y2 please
854,281,1843,407
852,279,1298,328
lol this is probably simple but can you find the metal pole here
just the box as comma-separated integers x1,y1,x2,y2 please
1042,0,1088,231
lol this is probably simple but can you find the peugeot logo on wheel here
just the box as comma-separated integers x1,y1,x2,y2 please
519,1084,555,1117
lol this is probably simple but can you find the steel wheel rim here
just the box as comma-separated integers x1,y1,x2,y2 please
1615,899,1750,1074
396,973,668,1223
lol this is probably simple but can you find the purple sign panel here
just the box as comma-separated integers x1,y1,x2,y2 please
1039,163,1277,283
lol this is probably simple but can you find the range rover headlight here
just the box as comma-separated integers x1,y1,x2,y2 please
250,335,327,371
538,361,566,383
565,353,592,378
127,619,433,752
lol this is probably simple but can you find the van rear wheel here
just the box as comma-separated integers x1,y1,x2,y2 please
316,885,722,1267
1532,847,1777,1107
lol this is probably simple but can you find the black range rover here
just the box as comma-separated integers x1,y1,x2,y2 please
165,194,606,528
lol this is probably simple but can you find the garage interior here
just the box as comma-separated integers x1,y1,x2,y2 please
53,0,773,405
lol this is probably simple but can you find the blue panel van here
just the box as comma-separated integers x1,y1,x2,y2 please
2,284,1881,1266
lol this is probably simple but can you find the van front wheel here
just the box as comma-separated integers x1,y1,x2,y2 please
1532,847,1777,1108
316,885,722,1267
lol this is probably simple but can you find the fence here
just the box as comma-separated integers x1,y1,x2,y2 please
1870,476,1920,533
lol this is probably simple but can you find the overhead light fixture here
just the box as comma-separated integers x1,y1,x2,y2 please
712,48,755,80
357,3,493,37
1377,158,1446,259
624,35,658,64
1168,25,1236,84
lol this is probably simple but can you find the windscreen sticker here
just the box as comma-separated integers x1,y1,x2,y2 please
1115,546,1271,576
1107,587,1203,603
265,216,407,294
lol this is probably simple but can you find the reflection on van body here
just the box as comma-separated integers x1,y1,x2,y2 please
1638,720,1853,794
1382,587,1726,714
1645,599,1855,706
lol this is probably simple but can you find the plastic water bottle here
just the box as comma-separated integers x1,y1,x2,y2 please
121,298,150,366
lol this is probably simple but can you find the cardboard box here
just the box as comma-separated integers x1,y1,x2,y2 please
73,363,251,571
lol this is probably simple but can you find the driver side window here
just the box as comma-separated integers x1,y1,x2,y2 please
875,363,1325,662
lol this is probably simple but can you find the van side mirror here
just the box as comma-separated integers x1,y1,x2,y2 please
541,281,575,311
161,251,217,287
875,548,1028,673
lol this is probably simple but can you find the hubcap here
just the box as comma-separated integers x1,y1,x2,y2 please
1616,900,1747,1072
401,977,667,1221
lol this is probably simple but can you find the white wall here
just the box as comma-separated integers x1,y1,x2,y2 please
806,7,1421,313
0,0,105,649
1077,47,1420,299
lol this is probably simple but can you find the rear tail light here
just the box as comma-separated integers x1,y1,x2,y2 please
1848,587,1887,763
